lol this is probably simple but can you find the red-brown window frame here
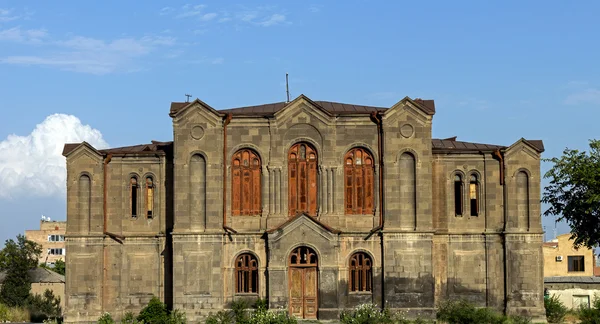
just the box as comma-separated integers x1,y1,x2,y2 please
145,176,154,219
288,143,318,217
235,253,259,294
344,148,375,215
231,149,262,216
349,252,372,292
469,174,479,216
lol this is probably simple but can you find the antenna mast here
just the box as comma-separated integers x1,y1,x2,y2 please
286,73,290,103
185,94,192,103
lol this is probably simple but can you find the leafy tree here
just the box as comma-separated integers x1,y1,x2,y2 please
26,289,62,322
542,139,600,248
137,296,168,324
0,234,42,306
39,259,65,276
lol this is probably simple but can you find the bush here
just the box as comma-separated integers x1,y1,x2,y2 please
436,300,530,324
544,294,567,323
27,289,62,322
204,300,295,324
137,296,169,324
98,312,115,324
205,310,234,324
121,312,138,324
340,303,403,324
578,294,600,324
168,309,187,324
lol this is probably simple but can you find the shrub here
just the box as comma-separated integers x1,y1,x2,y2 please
340,303,402,324
168,309,187,324
436,299,530,324
121,311,139,324
98,312,116,324
544,294,568,323
579,294,600,324
230,299,250,323
249,306,296,324
137,296,169,324
205,310,234,324
27,289,62,322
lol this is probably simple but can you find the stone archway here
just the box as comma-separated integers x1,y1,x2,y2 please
288,246,318,319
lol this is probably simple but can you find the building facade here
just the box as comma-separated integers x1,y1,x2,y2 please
543,233,595,277
62,95,546,322
25,219,66,266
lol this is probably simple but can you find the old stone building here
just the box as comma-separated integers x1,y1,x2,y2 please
62,95,546,322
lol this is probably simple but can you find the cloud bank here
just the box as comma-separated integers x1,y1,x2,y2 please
0,114,108,199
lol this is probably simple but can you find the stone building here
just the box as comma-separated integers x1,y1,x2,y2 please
25,219,66,266
62,95,546,322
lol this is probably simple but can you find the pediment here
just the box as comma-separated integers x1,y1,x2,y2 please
63,142,103,162
274,95,333,127
504,138,542,160
171,99,223,127
266,213,340,243
382,97,432,125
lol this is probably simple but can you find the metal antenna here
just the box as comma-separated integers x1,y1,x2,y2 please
286,73,290,103
185,94,192,102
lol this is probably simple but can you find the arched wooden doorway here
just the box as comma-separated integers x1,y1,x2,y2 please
288,246,318,319
288,143,318,216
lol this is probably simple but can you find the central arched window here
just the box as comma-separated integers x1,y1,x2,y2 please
130,176,139,218
145,176,154,219
235,253,258,294
288,143,318,216
232,149,261,216
349,252,372,292
344,148,375,214
454,174,463,217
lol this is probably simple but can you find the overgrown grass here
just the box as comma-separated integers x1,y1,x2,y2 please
436,300,531,324
0,302,31,322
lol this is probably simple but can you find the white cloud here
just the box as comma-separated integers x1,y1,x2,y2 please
200,13,217,21
177,4,206,18
159,7,173,16
1,35,176,74
0,26,47,43
258,14,286,27
564,88,600,106
0,8,21,22
0,114,108,199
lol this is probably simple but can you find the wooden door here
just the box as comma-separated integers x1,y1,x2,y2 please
288,267,318,319
288,143,318,216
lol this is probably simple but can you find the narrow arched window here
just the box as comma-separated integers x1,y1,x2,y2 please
349,252,372,292
454,174,463,216
288,143,318,216
344,148,375,215
145,177,154,219
516,171,530,229
235,253,258,294
469,174,479,216
232,149,261,216
78,174,91,232
130,177,138,218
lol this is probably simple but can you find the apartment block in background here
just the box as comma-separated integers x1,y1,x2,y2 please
25,217,67,266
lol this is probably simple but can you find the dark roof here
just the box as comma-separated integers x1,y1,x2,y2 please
169,97,435,117
62,141,173,157
524,139,545,153
431,138,505,153
266,213,341,235
0,268,65,284
544,276,600,284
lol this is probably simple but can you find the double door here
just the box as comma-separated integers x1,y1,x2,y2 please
288,266,318,319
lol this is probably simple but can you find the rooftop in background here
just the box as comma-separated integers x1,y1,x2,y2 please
0,267,65,284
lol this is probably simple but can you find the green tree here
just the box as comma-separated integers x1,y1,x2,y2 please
39,259,65,276
0,234,42,306
542,139,600,248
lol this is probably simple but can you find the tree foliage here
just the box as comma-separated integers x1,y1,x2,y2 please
0,234,42,307
39,259,65,276
542,139,600,248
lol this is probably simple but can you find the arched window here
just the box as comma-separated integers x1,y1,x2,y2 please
235,253,258,294
130,176,139,218
288,143,318,216
232,149,261,216
344,148,375,215
349,252,372,292
454,174,463,216
145,177,154,219
516,171,530,228
78,174,91,232
469,174,479,216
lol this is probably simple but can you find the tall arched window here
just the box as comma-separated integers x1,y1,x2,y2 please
469,174,479,216
288,143,318,216
145,177,154,219
454,174,463,216
235,253,258,294
344,148,375,215
349,252,372,292
78,174,91,232
232,149,261,216
516,171,530,229
130,176,139,218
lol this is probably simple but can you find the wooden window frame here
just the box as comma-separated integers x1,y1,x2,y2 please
469,173,479,216
349,252,373,292
288,143,318,216
454,174,463,216
568,255,585,272
145,176,154,219
231,149,262,216
344,148,375,215
235,253,259,294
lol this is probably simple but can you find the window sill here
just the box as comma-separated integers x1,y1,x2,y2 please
349,291,373,295
235,293,259,296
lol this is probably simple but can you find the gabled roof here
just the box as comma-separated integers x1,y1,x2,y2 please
0,267,65,284
523,139,545,153
266,213,341,235
170,96,434,117
62,141,173,157
431,137,506,153
61,141,103,157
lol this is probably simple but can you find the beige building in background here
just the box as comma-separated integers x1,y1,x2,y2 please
543,233,594,277
25,219,66,265
0,267,65,311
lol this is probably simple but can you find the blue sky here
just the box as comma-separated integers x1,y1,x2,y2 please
0,0,599,246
